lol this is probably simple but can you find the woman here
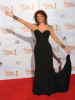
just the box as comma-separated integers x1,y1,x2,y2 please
4,7,71,96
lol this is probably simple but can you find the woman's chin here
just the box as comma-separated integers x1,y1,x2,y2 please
38,21,43,23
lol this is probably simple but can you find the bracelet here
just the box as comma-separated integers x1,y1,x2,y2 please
13,15,18,20
61,44,66,49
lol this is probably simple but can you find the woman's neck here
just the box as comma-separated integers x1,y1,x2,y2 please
39,22,45,26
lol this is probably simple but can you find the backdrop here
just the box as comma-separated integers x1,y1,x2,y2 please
0,0,75,80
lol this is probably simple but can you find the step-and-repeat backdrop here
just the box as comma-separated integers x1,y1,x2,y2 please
0,0,75,80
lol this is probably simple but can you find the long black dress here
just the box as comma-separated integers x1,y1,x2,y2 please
32,29,72,96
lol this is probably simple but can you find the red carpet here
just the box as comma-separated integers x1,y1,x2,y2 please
0,74,75,100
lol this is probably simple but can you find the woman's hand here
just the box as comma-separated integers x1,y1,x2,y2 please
56,58,62,65
4,6,14,17
64,44,71,54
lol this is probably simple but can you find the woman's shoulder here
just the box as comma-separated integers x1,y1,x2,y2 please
48,24,53,28
34,23,38,26
48,24,53,30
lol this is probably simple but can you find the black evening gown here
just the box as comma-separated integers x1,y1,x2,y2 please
32,29,72,96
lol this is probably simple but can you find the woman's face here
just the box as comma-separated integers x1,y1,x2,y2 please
36,13,45,23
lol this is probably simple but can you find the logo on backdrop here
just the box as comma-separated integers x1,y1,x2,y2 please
0,5,10,12
65,23,75,29
72,67,75,71
16,61,23,65
52,46,59,53
1,27,15,34
15,40,20,44
43,3,56,9
3,49,16,55
62,36,67,40
25,68,35,75
22,27,31,32
64,1,75,8
24,47,34,54
21,4,34,11
5,70,18,77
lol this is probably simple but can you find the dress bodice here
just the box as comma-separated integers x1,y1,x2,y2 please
34,29,50,42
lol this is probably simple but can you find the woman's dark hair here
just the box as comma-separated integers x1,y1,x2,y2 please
34,10,48,25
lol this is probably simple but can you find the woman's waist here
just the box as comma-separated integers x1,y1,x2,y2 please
35,41,51,47
36,39,49,43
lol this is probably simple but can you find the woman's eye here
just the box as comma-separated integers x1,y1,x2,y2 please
40,15,42,17
37,15,43,18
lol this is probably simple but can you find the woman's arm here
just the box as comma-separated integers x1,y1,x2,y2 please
49,26,71,54
53,52,62,64
4,6,37,31
49,26,65,49
12,15,37,31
